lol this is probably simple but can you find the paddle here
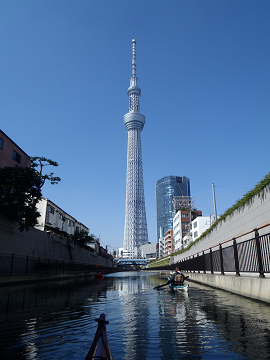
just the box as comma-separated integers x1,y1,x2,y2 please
153,276,190,290
153,282,170,290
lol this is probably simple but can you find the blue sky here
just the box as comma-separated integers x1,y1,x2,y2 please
1,1,270,251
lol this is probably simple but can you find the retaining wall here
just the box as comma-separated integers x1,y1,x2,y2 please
0,217,112,267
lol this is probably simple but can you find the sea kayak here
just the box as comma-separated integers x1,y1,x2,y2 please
84,313,113,360
168,277,189,291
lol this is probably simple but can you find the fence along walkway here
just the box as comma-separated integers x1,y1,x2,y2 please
178,223,270,278
0,253,107,276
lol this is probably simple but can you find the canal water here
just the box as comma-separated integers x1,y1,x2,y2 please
0,271,270,360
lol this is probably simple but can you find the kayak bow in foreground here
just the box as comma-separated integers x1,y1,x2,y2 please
84,313,113,360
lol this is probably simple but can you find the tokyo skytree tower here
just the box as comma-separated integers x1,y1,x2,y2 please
123,38,148,253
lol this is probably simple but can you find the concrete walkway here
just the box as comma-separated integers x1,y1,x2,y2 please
185,272,270,304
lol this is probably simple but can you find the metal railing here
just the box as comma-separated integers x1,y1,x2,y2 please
0,253,109,276
177,224,270,278
149,223,270,278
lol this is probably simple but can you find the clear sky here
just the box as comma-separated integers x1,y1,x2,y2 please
1,1,270,251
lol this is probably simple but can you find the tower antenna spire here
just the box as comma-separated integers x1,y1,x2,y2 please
132,38,137,77
128,38,141,113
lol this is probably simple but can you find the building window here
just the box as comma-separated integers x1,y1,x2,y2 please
49,206,55,214
193,221,197,228
181,213,188,218
12,150,21,164
0,137,3,149
194,231,198,238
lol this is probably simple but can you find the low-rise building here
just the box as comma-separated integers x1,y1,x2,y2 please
140,243,157,260
164,229,174,256
35,197,88,241
122,248,138,259
0,129,31,168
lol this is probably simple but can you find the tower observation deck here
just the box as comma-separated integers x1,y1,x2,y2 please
123,38,148,255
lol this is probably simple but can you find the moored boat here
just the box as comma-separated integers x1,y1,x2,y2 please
95,272,104,281
84,313,113,360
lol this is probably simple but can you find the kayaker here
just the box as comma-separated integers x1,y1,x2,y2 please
169,266,184,285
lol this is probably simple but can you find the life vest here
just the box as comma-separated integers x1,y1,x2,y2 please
174,274,184,285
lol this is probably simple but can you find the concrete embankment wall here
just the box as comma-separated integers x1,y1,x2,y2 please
0,217,112,267
171,185,270,263
154,270,270,304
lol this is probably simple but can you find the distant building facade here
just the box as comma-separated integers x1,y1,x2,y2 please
158,227,166,258
140,243,157,260
191,216,211,242
164,229,174,256
156,176,190,241
0,129,31,168
122,248,138,259
173,209,202,251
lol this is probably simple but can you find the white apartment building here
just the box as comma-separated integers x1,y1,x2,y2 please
35,197,88,240
173,211,182,251
158,227,165,258
191,216,211,242
173,210,191,251
122,248,138,259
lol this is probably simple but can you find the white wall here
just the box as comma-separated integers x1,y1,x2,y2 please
158,237,165,258
191,216,211,241
173,211,182,251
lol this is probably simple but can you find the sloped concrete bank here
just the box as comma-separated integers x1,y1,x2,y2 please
153,270,270,304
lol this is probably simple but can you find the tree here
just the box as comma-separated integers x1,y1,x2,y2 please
73,229,96,247
0,157,61,231
0,167,42,231
30,156,61,188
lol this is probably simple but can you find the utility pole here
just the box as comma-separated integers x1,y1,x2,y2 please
212,183,217,222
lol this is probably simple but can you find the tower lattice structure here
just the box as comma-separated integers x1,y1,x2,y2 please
123,38,148,254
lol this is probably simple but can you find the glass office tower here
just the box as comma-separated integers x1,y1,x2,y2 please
156,176,190,241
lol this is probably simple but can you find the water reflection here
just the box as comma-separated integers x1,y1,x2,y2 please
116,273,150,359
193,283,270,360
0,273,269,359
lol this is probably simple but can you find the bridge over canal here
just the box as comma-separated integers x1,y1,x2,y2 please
117,259,148,267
